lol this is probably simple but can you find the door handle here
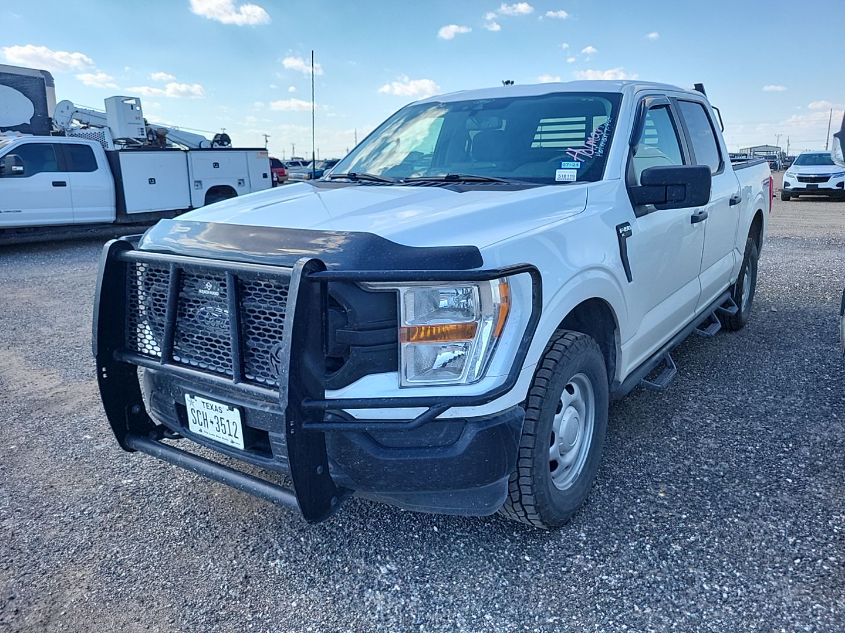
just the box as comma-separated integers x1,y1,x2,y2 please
690,209,708,224
52,181,67,187
729,193,741,206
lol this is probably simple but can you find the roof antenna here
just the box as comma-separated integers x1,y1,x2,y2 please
693,83,707,96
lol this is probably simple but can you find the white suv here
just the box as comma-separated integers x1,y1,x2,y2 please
782,151,845,201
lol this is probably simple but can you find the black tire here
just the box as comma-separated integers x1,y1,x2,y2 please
722,238,759,331
204,188,237,206
499,331,609,528
781,192,791,201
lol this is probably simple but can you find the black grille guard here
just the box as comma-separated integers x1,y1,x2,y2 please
94,237,542,522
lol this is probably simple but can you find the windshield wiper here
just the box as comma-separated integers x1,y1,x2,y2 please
327,172,396,183
403,173,514,184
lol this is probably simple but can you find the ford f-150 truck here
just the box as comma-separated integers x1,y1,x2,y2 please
94,81,771,528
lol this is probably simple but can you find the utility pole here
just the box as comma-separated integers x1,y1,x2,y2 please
311,50,316,180
775,133,782,151
354,128,358,146
825,109,833,151
262,133,270,150
291,143,295,158
786,137,790,157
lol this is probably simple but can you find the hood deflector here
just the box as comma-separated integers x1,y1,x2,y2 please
139,220,483,271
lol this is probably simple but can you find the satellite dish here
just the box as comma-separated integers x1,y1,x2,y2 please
0,85,35,128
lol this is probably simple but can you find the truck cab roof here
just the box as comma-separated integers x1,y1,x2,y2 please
414,80,693,105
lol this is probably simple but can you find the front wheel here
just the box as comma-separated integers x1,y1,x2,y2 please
722,238,759,331
499,331,609,528
781,192,791,201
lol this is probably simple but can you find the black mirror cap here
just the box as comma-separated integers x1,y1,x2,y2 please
632,165,712,210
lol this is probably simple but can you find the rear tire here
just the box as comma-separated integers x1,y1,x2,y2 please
722,238,759,331
499,331,609,529
781,192,791,201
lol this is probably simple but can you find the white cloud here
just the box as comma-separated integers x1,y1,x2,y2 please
269,98,313,111
560,42,570,50
808,100,842,110
581,45,598,55
566,56,576,63
378,76,441,98
438,24,472,40
544,10,568,19
485,11,497,20
76,71,118,89
127,82,206,99
288,85,297,93
575,68,638,80
189,0,270,25
537,74,561,83
763,84,787,92
1,44,93,72
282,55,323,75
497,2,534,16
150,71,176,82
646,31,660,40
484,20,502,31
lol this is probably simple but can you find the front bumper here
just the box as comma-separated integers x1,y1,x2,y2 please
93,238,540,522
783,175,845,195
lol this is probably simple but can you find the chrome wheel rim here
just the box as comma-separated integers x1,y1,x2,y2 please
741,267,751,310
549,373,595,491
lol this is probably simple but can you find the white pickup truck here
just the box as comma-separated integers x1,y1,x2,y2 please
0,135,271,238
94,80,771,528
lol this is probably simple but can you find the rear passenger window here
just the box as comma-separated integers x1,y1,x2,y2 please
64,144,98,172
630,105,684,185
678,101,722,174
12,143,60,176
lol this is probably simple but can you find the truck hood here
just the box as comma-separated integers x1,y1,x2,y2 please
176,182,588,249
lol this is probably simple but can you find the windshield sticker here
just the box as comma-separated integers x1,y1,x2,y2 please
555,169,578,182
565,119,612,162
560,161,582,169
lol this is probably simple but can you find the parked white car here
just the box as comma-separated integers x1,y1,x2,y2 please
781,151,845,200
94,80,771,528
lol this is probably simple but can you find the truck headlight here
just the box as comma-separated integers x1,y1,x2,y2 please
364,280,510,386
830,171,845,178
785,171,796,178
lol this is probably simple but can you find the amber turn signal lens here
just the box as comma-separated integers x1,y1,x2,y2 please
493,281,510,338
400,322,478,344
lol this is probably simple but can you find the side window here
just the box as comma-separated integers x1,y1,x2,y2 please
677,100,722,174
630,105,684,185
10,143,60,177
64,144,98,172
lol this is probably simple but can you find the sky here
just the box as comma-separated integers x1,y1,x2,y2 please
2,0,843,158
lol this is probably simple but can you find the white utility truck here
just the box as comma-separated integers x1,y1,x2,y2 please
0,64,271,242
94,81,772,528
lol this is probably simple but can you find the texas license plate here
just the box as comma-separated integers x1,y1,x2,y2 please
185,394,244,450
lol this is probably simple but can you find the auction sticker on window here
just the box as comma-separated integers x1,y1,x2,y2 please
185,393,244,450
555,169,578,182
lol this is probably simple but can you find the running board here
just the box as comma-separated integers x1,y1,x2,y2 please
694,313,722,338
716,296,739,317
640,353,677,391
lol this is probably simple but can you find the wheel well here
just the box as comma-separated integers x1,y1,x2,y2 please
204,185,237,205
558,298,618,385
749,210,764,250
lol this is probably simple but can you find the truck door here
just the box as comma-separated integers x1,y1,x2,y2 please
58,142,115,224
0,142,74,228
675,99,740,311
623,98,706,369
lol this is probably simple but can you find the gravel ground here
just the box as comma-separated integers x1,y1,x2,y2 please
1,187,844,632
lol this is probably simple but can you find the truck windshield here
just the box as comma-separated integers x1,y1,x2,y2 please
793,152,835,166
333,92,622,185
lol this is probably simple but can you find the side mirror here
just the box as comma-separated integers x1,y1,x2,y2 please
833,111,845,167
629,165,712,210
0,154,24,177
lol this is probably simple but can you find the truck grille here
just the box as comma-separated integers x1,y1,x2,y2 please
126,261,290,387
